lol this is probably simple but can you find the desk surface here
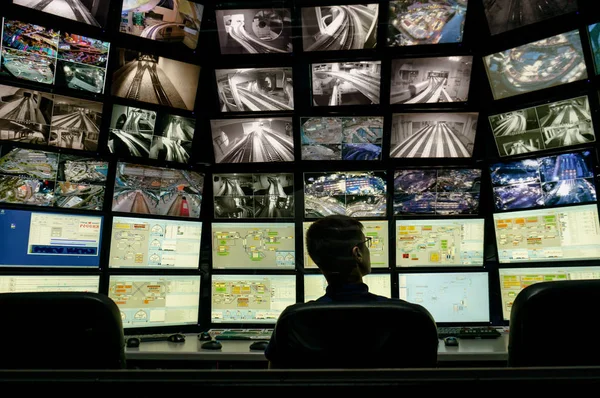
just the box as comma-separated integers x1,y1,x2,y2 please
125,333,509,363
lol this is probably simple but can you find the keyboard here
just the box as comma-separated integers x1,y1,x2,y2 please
127,334,176,342
211,329,273,341
437,326,502,339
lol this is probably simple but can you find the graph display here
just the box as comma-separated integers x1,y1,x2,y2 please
0,275,99,293
304,273,391,302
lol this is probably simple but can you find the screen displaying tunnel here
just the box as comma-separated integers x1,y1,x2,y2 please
311,61,381,106
13,0,111,27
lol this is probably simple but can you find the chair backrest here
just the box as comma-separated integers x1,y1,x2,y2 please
0,292,126,369
509,279,600,367
268,300,439,369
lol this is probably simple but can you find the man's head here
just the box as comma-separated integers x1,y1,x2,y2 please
306,215,371,284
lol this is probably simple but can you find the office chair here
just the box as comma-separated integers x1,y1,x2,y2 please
267,300,439,369
0,292,126,369
508,279,600,367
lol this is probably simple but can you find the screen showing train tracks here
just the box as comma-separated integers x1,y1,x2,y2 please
12,0,111,27
311,61,381,106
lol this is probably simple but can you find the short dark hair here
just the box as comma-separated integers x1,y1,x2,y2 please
306,215,365,274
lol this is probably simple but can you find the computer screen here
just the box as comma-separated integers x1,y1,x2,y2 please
109,216,202,269
108,275,201,329
304,171,387,218
489,149,597,211
396,219,485,267
483,0,577,35
215,67,294,112
387,1,467,46
398,272,490,323
0,275,100,293
393,168,481,215
215,7,293,54
210,118,294,163
498,266,600,321
12,0,111,27
489,95,595,157
311,61,381,106
493,204,600,264
301,4,378,51
212,222,295,269
390,56,473,104
211,274,296,324
304,273,391,302
589,23,600,75
0,208,102,268
303,220,389,268
483,30,587,100
300,116,383,161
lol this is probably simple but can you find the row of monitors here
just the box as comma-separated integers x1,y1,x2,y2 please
2,203,600,269
2,266,599,329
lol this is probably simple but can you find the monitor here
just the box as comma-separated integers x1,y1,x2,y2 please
483,30,587,100
301,4,378,51
398,272,490,323
215,7,293,54
387,1,467,46
493,204,600,264
112,162,204,218
300,116,383,161
215,67,294,112
0,275,100,293
303,273,391,302
396,219,485,267
590,23,600,75
483,0,577,35
489,149,596,211
304,171,387,218
489,95,595,157
121,1,204,50
211,274,296,324
111,48,200,111
0,208,102,268
390,56,473,104
109,216,202,269
212,222,295,269
311,61,381,106
302,220,389,268
108,275,201,329
12,0,111,27
498,266,600,321
210,118,294,163
213,173,294,219
393,169,481,215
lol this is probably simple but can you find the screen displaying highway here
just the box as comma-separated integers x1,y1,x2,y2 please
483,0,577,35
304,273,391,301
13,0,111,27
489,150,596,211
311,61,381,106
493,204,600,264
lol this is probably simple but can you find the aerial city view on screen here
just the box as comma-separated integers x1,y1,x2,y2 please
489,96,595,157
304,171,387,218
216,7,292,54
390,112,477,158
490,150,597,211
121,0,204,49
213,173,294,219
393,169,481,214
13,0,111,27
55,33,109,94
301,4,378,51
484,30,587,100
390,56,472,104
112,162,204,218
210,118,293,163
483,0,578,35
387,0,467,47
311,61,381,106
300,116,383,161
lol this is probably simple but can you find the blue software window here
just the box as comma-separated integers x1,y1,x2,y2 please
0,209,103,268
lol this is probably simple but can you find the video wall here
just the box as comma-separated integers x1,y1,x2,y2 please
2,0,600,332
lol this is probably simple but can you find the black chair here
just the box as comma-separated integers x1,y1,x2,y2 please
266,300,439,369
0,292,126,369
509,279,600,367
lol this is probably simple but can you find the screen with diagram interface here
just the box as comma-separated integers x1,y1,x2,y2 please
304,273,391,302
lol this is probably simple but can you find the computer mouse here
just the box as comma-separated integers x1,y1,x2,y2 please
249,341,269,351
443,336,459,347
201,340,222,350
198,332,212,341
126,337,140,348
168,333,186,343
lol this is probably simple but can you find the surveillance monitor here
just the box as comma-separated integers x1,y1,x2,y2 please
0,275,100,293
304,273,391,302
483,0,577,35
13,0,111,27
311,61,381,106
589,23,600,75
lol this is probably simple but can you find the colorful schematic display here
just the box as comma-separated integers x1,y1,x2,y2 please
396,219,485,267
302,220,388,268
211,275,296,324
489,150,597,211
493,204,600,264
304,273,391,302
109,216,202,269
212,223,295,269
